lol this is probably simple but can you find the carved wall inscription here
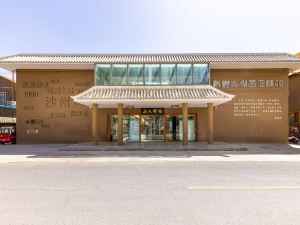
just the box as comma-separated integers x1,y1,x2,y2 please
17,70,94,143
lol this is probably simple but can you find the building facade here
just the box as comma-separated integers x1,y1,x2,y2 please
289,72,300,127
0,75,16,126
289,52,300,129
0,53,300,144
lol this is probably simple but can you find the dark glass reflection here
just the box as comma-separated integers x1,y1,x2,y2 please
161,64,176,85
112,64,127,85
194,64,209,84
128,64,144,85
144,64,160,85
177,64,192,85
95,64,110,85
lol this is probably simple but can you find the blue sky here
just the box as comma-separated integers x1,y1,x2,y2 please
0,0,299,59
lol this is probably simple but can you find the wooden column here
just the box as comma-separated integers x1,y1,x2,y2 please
91,103,99,145
182,103,188,145
207,103,214,144
117,103,123,145
107,113,111,142
196,110,201,142
163,113,167,143
139,114,142,143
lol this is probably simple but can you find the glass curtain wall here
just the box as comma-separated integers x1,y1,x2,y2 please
111,64,127,85
128,64,144,85
177,64,192,85
95,63,209,85
161,64,176,85
194,64,209,84
144,64,160,85
95,64,110,85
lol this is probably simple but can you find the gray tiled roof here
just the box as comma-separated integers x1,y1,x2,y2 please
1,53,300,64
0,117,16,124
72,85,234,107
74,86,232,101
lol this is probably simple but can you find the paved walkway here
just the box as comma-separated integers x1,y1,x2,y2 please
0,142,299,163
59,142,249,151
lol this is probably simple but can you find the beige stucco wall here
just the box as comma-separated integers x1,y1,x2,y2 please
289,73,300,127
211,69,289,143
16,70,93,143
289,74,300,113
16,68,289,144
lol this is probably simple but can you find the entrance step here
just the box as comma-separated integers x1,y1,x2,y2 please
59,142,247,151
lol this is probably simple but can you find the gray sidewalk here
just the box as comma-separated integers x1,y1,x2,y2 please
59,142,249,151
0,142,300,163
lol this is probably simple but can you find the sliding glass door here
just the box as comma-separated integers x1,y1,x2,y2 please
141,115,164,141
110,114,195,142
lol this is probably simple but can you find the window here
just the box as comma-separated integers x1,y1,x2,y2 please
112,64,127,85
145,64,160,85
95,63,209,86
128,64,144,85
194,64,209,84
289,112,300,123
110,115,139,142
1,128,9,134
177,64,192,85
95,64,110,85
0,92,7,106
161,64,176,85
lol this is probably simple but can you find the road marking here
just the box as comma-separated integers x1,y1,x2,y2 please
187,185,300,190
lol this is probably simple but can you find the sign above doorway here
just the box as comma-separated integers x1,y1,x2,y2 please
141,108,164,115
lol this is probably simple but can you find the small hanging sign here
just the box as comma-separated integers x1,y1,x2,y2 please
141,108,164,115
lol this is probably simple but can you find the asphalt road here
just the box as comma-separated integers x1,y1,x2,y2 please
1,162,300,225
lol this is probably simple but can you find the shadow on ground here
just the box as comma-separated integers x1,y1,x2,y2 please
0,142,299,159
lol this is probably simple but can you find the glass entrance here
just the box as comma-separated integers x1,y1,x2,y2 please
166,115,196,142
110,113,195,142
110,115,139,142
141,115,164,141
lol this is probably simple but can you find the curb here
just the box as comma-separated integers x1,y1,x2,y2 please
2,154,300,163
59,147,248,152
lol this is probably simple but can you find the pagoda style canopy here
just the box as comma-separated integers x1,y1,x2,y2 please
71,85,235,108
